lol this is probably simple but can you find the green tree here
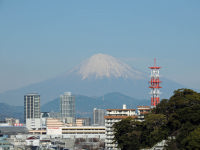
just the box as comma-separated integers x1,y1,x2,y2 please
113,117,141,150
182,126,200,150
144,114,167,130
113,89,200,149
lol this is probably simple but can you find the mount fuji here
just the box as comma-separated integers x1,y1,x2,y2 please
0,53,184,106
73,53,144,80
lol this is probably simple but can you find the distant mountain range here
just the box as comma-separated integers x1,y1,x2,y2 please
0,92,149,122
0,103,23,121
0,53,185,106
41,92,149,118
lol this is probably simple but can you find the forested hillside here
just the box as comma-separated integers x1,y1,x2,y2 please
113,89,200,150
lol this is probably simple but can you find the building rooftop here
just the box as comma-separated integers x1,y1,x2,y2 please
104,116,137,119
24,93,39,96
0,126,28,135
137,106,151,108
106,109,136,111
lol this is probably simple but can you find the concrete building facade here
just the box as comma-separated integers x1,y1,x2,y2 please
24,93,41,130
45,118,105,138
93,108,105,126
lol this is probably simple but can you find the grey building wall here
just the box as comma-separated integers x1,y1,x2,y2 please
60,92,75,124
24,93,40,123
93,108,105,126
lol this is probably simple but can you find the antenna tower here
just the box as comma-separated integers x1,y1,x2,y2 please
149,58,162,107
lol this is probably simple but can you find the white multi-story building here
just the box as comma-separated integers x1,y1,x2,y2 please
24,93,41,130
104,104,137,150
44,118,105,138
26,118,41,130
62,126,105,138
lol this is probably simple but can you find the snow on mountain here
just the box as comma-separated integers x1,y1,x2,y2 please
72,53,144,80
0,53,184,106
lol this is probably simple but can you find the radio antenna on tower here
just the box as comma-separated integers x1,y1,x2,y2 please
149,58,162,107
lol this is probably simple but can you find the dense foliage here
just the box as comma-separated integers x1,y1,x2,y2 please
113,89,200,150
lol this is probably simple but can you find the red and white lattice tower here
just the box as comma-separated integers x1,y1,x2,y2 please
149,58,162,107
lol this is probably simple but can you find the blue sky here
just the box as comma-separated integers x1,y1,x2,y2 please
0,0,200,92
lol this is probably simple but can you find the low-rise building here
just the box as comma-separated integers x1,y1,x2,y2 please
5,118,20,126
62,126,105,138
76,118,91,126
26,136,40,147
41,112,50,129
45,118,105,138
0,137,13,150
26,118,41,130
46,118,64,135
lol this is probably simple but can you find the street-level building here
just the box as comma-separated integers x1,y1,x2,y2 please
41,112,50,129
46,118,64,135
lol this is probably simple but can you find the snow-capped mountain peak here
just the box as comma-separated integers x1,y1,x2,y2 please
75,53,143,80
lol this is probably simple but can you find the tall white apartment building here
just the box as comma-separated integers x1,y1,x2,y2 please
24,93,41,130
60,92,75,124
104,104,137,150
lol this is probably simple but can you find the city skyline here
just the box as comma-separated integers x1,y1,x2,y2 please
0,0,200,93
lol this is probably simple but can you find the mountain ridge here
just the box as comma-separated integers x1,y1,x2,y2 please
41,92,149,118
0,54,185,105
0,92,148,122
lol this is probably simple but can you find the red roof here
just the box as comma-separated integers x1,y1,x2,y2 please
27,136,38,140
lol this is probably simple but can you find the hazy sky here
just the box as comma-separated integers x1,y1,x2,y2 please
0,0,200,93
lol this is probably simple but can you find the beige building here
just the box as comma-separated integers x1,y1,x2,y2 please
46,118,64,135
76,118,84,127
29,118,105,138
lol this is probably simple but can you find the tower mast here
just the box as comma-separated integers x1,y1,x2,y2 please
149,58,162,107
